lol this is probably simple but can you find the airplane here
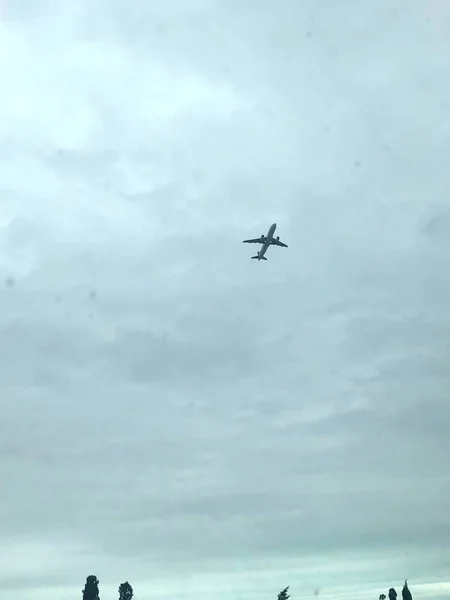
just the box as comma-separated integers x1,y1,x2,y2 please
242,222,288,260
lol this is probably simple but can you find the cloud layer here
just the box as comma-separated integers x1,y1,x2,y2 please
1,0,450,599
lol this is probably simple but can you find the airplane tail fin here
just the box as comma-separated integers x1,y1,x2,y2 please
251,255,267,260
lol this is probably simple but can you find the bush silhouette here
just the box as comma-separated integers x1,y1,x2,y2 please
82,575,100,600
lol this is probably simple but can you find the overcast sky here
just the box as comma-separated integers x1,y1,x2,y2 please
1,1,450,599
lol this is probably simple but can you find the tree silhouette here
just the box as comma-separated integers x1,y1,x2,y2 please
277,587,290,600
402,580,412,600
83,575,100,600
379,595,386,600
389,588,397,600
119,581,134,600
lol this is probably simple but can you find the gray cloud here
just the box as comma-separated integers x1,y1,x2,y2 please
1,0,450,599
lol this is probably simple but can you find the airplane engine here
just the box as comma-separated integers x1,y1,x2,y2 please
276,236,280,242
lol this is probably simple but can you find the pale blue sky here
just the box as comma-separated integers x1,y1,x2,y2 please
1,1,450,599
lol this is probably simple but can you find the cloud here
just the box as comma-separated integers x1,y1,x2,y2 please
1,0,450,599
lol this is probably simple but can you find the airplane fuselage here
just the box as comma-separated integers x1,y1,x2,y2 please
258,223,276,258
243,221,286,260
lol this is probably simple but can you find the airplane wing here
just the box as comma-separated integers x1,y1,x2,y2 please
271,238,288,247
243,237,266,244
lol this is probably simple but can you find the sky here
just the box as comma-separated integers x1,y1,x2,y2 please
1,0,450,599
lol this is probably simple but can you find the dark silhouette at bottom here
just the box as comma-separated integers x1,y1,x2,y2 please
79,575,414,599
